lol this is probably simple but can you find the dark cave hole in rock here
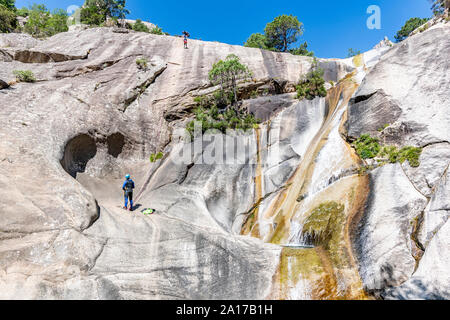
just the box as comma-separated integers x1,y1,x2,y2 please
107,133,125,158
61,134,97,178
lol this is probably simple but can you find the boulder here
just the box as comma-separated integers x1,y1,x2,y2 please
0,79,9,89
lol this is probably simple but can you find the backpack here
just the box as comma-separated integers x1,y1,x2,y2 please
124,180,134,193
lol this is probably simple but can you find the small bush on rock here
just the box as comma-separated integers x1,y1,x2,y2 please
296,60,327,101
150,152,164,163
187,105,260,136
353,134,381,159
132,19,149,32
150,26,163,35
13,70,36,83
136,57,148,70
380,145,422,167
353,134,422,167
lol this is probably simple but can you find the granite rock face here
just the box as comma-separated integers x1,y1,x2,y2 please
348,22,450,298
353,164,427,293
347,23,450,147
0,28,344,299
0,22,449,300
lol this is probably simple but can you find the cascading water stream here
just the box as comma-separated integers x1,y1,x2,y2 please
255,47,392,299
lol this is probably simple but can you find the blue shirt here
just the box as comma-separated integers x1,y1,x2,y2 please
122,179,135,192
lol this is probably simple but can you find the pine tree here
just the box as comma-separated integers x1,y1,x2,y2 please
264,15,303,52
430,0,450,15
0,0,15,10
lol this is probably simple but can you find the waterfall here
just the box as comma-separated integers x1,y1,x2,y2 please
263,46,392,300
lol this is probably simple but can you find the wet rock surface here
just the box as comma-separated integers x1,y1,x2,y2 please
348,23,450,299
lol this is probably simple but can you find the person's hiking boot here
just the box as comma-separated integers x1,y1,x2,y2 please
129,207,133,212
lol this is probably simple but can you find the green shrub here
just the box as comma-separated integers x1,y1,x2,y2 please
80,0,130,26
16,7,29,17
187,56,259,137
0,0,15,10
353,134,422,167
289,41,314,57
46,9,69,35
132,19,149,32
379,145,422,167
377,124,390,132
13,70,36,83
136,57,148,70
347,48,361,58
150,152,164,163
0,4,17,33
395,17,430,42
358,165,374,176
250,90,259,99
24,4,68,37
353,134,381,159
419,24,430,33
380,145,399,163
150,25,164,35
186,100,260,137
80,5,105,26
244,33,274,50
397,146,422,167
296,63,327,101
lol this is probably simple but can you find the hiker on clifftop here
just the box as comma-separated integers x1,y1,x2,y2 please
123,174,135,211
182,30,190,49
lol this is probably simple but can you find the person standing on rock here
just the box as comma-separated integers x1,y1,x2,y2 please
122,174,135,211
182,31,190,49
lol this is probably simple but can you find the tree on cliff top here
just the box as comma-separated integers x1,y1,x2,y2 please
0,4,17,33
0,0,15,10
395,17,430,42
244,33,275,50
264,14,303,52
24,4,68,37
244,33,268,49
81,0,130,25
429,0,450,15
244,15,312,56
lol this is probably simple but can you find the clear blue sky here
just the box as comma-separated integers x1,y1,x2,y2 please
16,0,433,58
